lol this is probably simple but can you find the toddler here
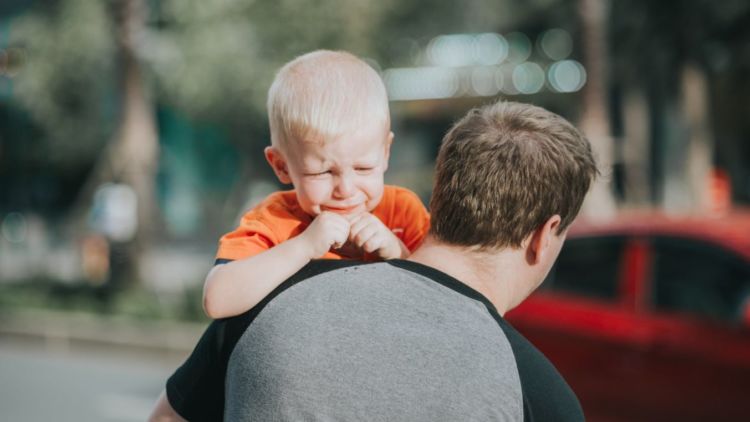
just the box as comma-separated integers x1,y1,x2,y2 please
203,50,430,318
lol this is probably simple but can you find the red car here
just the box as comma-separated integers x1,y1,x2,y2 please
506,211,750,421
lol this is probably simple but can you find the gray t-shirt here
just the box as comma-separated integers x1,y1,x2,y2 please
225,262,522,421
166,259,584,421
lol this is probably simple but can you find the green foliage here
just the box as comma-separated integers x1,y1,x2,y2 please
8,0,577,160
0,278,209,322
146,0,400,125
10,0,118,167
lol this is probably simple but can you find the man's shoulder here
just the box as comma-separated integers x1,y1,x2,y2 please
288,259,367,283
222,259,497,369
226,260,524,421
166,260,521,422
230,259,490,347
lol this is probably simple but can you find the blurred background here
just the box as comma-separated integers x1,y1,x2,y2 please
1,0,749,420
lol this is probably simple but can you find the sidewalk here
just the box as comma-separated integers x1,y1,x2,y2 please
0,308,206,357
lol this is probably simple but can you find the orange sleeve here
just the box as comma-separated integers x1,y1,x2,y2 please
215,212,279,261
214,191,310,261
388,187,431,252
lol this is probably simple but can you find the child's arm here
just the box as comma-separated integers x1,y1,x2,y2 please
203,211,350,319
348,212,410,260
147,391,187,422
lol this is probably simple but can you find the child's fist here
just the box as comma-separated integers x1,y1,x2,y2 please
348,212,408,260
300,212,351,258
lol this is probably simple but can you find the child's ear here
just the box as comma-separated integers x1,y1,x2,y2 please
383,131,394,171
264,146,292,184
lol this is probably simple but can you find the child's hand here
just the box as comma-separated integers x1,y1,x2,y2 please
299,211,351,258
348,212,408,260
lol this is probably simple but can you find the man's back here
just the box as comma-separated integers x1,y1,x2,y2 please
154,99,594,422
225,262,522,421
166,260,583,421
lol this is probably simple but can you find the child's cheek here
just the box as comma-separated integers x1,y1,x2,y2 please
302,180,332,204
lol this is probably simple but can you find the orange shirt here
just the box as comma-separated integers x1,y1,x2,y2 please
216,185,430,261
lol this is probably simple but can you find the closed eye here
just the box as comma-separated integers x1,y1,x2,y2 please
304,170,331,177
355,167,375,174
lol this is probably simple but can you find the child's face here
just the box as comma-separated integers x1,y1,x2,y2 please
266,121,392,217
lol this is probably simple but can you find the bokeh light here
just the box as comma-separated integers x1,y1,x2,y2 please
384,67,460,100
539,29,573,61
512,62,545,94
498,64,519,95
548,60,586,93
2,212,28,244
494,67,506,93
505,32,532,63
426,34,475,67
470,66,500,96
473,33,508,65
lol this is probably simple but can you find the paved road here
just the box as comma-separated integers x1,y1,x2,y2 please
0,338,187,422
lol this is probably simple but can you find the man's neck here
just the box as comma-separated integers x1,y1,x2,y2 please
407,236,520,315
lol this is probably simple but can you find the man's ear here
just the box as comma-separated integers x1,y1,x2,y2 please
383,131,394,172
525,215,562,265
264,146,292,185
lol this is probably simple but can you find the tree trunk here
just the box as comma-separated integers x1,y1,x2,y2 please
578,0,617,218
680,64,713,213
111,0,159,283
117,0,159,234
658,64,712,214
68,0,159,287
621,88,651,206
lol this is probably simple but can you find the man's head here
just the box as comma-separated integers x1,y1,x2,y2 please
429,101,597,300
264,50,393,217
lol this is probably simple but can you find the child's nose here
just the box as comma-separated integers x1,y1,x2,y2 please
334,174,356,198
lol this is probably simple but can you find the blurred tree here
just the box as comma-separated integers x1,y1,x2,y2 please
610,0,750,209
10,0,156,287
7,0,596,285
8,0,415,282
10,0,118,172
578,0,616,217
143,0,403,225
8,0,575,229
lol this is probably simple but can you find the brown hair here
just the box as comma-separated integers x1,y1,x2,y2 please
429,101,598,249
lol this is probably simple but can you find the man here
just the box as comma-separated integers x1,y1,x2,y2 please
149,100,597,421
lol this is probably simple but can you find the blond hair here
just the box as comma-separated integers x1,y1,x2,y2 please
429,101,598,249
267,50,390,150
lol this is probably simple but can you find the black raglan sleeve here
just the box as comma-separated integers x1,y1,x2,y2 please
166,320,231,422
165,259,363,421
496,318,585,422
